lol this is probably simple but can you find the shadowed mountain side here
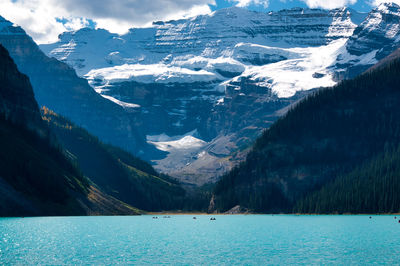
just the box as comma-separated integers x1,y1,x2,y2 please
41,108,187,212
0,44,139,216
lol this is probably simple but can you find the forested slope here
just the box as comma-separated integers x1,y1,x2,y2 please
213,57,400,213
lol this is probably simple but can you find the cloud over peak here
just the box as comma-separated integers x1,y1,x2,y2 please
231,0,270,8
301,0,357,9
0,0,214,44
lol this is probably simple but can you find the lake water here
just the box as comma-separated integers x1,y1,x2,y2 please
0,215,399,264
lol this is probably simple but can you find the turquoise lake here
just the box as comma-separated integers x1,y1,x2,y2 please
1,215,400,264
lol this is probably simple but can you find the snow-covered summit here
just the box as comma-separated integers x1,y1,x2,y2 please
334,2,400,77
37,6,385,140
35,5,400,182
37,5,398,124
376,1,400,13
349,2,400,52
41,6,362,74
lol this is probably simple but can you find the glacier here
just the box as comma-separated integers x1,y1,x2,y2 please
37,3,400,185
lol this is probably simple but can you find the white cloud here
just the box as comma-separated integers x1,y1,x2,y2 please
0,0,69,43
63,18,90,31
0,0,214,44
231,0,270,8
301,0,357,9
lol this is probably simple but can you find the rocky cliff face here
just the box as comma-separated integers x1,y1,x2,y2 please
0,44,44,135
347,3,400,58
42,7,361,75
334,2,400,79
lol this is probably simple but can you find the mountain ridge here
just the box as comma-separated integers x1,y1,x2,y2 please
2,3,400,185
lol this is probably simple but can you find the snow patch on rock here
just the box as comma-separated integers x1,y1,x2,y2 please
100,95,140,109
232,39,348,98
147,130,207,152
85,63,220,86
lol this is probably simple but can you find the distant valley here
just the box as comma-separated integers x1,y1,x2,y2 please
0,3,400,215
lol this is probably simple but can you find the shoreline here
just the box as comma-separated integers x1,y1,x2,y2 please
146,212,400,216
2,213,400,218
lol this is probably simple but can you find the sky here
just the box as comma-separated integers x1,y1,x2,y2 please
0,0,398,44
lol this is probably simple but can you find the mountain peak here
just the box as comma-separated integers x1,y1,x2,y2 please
57,27,116,43
0,16,26,36
376,1,400,13
0,16,12,30
0,15,10,24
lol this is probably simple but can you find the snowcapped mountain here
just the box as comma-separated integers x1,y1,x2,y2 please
335,2,400,79
43,7,362,64
37,3,400,185
41,7,364,97
0,16,152,157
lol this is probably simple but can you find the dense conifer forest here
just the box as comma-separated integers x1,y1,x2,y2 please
213,58,400,213
294,146,400,214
